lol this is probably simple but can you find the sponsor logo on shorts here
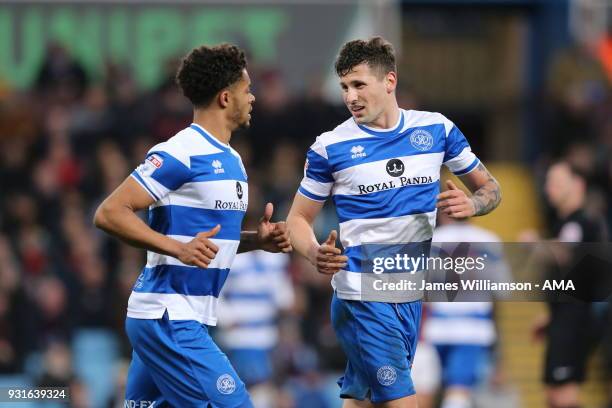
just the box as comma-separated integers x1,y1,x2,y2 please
216,373,236,394
377,365,397,386
124,400,156,408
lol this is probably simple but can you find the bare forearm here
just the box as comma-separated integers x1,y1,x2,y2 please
286,215,319,264
458,162,502,217
470,177,502,216
238,231,258,253
94,203,181,257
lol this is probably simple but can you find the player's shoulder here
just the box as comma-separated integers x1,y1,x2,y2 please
402,109,454,136
228,145,244,162
148,125,227,168
310,109,455,151
314,116,367,148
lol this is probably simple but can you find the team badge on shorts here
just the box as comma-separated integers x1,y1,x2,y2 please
216,374,236,394
409,129,434,151
377,365,397,386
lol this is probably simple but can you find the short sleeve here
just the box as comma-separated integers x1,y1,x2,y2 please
297,138,334,202
131,150,192,201
443,124,480,176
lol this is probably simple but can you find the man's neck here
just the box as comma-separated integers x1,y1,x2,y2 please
365,102,400,130
558,199,583,219
193,109,232,145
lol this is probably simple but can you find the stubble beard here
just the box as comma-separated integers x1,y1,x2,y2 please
232,106,251,130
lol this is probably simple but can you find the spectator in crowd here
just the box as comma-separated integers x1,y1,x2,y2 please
532,162,610,408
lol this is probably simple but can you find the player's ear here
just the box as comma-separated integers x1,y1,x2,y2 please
385,71,397,93
218,89,231,109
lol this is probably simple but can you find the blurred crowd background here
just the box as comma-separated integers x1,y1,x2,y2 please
0,0,611,407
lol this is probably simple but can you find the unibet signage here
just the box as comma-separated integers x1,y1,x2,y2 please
0,3,356,90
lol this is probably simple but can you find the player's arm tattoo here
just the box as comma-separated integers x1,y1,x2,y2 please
468,163,502,216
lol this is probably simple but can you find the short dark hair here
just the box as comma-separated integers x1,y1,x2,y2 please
335,36,396,78
175,44,247,107
554,160,588,184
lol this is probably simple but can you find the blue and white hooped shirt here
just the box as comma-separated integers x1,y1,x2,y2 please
297,109,480,300
128,124,248,325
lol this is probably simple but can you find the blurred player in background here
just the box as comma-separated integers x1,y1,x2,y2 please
94,43,292,407
413,209,510,408
532,161,610,408
216,248,294,408
287,37,501,408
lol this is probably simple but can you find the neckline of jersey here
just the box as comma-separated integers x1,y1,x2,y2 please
356,110,405,137
190,123,231,151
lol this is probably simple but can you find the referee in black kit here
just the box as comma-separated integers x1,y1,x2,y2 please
533,161,611,408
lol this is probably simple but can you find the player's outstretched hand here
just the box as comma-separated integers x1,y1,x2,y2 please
316,230,348,275
178,224,220,268
257,203,292,253
436,180,476,219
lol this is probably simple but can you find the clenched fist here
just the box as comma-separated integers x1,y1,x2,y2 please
314,230,348,275
436,180,476,219
177,225,220,268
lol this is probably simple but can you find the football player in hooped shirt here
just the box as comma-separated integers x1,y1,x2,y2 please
287,37,501,408
94,44,291,407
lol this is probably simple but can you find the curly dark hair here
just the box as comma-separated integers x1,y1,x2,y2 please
335,37,396,78
175,44,247,107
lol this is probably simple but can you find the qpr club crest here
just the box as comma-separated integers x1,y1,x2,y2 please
236,182,243,200
409,129,434,151
377,365,397,386
216,374,236,395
